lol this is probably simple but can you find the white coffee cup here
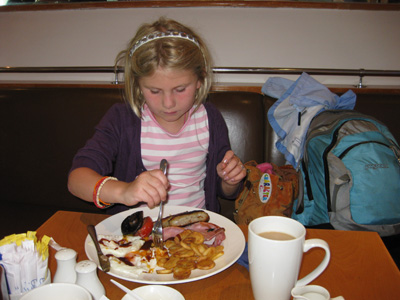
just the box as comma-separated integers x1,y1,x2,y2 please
248,216,330,300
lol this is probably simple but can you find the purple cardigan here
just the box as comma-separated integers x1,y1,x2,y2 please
70,102,241,214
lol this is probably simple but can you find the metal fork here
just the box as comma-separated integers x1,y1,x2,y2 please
152,159,168,248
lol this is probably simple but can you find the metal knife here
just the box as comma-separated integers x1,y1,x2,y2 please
87,224,110,272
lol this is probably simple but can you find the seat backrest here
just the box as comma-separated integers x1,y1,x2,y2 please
208,91,285,165
352,93,400,145
0,87,284,214
0,87,122,212
207,91,265,163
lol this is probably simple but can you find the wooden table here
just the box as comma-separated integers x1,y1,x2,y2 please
36,211,400,300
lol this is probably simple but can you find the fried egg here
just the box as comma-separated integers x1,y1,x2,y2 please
97,234,157,277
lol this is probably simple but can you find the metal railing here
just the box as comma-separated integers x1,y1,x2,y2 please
1,66,400,87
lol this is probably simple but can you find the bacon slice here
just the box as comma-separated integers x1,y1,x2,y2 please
162,226,186,241
185,222,226,246
161,222,226,246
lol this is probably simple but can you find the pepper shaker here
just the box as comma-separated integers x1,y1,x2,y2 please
53,248,77,283
75,260,106,300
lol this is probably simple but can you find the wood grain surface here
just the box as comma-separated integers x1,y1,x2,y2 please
36,211,400,300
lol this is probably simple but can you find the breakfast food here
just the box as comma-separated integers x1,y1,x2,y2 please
162,221,226,246
98,234,157,277
99,210,225,280
155,229,224,279
162,210,210,227
121,211,153,237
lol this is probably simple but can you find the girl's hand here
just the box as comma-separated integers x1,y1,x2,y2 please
121,170,169,208
217,150,246,186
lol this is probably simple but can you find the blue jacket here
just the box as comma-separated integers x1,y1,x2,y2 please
264,73,357,169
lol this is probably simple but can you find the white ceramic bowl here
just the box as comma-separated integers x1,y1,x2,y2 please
121,285,185,300
20,283,92,300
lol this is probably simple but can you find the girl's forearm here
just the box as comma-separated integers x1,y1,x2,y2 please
67,167,126,205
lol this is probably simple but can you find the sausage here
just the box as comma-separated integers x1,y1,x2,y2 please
162,210,210,227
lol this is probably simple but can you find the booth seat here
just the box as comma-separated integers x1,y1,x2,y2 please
1,86,399,243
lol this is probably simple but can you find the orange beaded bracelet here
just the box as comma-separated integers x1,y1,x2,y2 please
93,176,118,209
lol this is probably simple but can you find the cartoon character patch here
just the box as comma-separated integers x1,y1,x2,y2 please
258,173,272,204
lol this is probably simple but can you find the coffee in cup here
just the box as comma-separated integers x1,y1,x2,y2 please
258,231,296,240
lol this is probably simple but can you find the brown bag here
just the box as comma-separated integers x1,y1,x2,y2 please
234,160,299,225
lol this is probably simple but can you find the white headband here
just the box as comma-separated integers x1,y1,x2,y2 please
129,30,201,57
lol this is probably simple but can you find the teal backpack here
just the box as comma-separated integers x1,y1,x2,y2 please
292,110,400,236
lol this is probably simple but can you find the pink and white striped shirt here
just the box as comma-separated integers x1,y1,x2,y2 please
141,104,209,208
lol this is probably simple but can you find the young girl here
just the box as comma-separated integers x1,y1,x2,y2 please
67,18,246,215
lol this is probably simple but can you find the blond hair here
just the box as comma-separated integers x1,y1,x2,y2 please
115,18,213,118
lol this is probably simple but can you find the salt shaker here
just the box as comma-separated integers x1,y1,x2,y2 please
75,260,105,300
53,248,77,283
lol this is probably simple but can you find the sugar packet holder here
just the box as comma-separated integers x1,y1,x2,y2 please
0,232,50,296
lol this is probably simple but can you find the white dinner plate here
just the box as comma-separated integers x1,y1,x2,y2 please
84,205,246,284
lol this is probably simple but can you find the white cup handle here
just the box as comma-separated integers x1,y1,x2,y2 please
296,239,330,287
